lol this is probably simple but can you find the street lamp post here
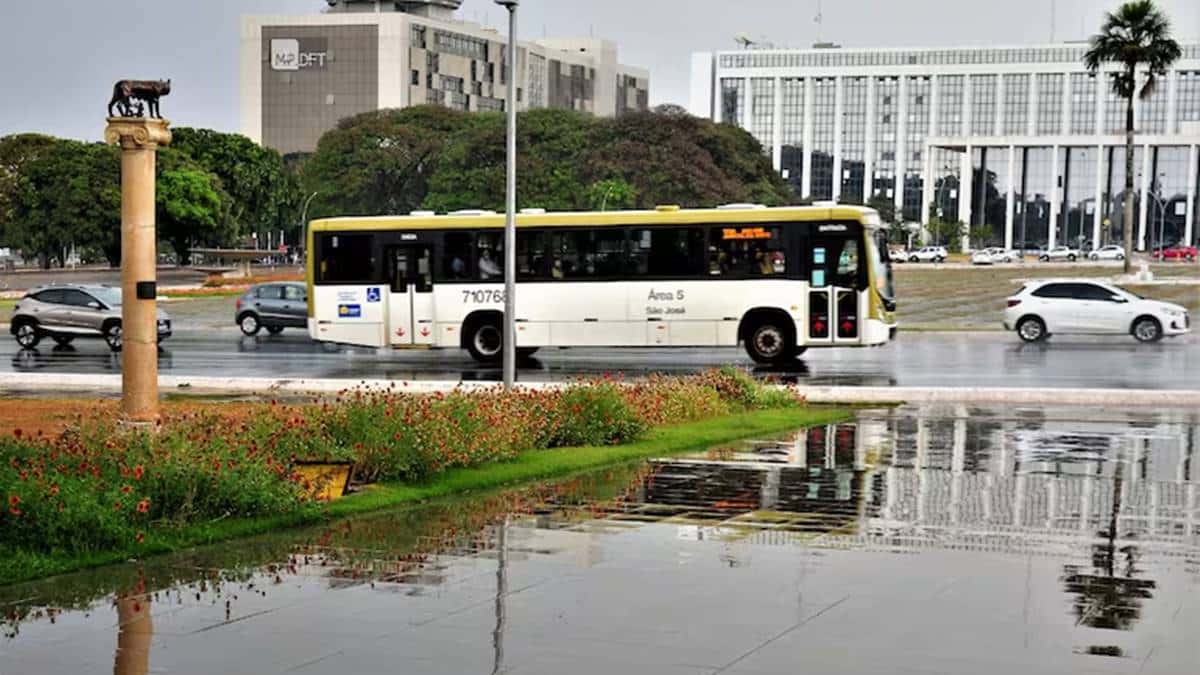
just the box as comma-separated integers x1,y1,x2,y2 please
299,191,319,262
496,0,518,390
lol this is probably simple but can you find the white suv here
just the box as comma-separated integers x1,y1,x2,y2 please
1038,246,1080,262
1088,245,1126,261
1003,280,1190,343
907,246,948,263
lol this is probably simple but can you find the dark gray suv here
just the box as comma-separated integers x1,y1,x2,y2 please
10,284,172,351
235,282,307,336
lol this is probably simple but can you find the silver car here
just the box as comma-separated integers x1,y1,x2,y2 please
9,284,171,351
235,282,308,336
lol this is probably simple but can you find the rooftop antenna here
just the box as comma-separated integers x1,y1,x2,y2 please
734,33,754,49
815,0,823,43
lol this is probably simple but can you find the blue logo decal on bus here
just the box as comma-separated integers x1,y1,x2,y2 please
366,287,381,303
338,304,362,318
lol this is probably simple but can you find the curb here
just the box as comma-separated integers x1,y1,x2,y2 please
2,372,1198,407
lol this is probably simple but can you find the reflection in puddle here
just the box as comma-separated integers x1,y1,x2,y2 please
2,406,1198,674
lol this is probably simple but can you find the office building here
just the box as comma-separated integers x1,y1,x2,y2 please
691,43,1200,249
242,0,649,155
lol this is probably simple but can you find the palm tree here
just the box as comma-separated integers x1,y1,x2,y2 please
1084,1,1181,274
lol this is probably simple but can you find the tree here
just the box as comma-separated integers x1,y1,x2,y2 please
926,218,965,251
10,140,120,268
156,166,225,265
1085,0,1181,273
0,134,57,245
866,195,897,225
584,178,637,211
302,106,470,217
170,127,298,243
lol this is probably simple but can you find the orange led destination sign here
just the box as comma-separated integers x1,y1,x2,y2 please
721,227,772,240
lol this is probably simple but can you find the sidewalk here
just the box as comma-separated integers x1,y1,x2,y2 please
2,372,1197,407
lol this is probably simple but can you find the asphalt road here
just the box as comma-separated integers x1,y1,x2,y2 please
4,328,1197,389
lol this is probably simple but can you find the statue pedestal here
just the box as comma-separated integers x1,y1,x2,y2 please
105,117,171,423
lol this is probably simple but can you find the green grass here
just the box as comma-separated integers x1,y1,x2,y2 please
0,405,850,586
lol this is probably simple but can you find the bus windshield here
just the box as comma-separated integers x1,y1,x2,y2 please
866,234,895,307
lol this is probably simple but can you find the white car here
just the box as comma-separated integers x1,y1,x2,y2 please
1003,279,1190,343
971,247,1016,265
1088,245,1126,261
1038,246,1080,262
907,246,948,263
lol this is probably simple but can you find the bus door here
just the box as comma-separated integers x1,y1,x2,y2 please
806,229,862,345
385,245,435,346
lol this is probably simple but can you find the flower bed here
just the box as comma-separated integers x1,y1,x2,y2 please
0,369,800,562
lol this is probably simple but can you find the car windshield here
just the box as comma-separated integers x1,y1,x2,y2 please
89,287,122,307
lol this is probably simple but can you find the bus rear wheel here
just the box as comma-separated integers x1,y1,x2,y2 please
744,320,796,364
466,320,503,363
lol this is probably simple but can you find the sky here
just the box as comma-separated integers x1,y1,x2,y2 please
0,0,1197,141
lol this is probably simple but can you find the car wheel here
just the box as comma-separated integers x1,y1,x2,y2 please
744,319,795,364
908,256,919,263
1016,316,1047,343
239,313,261,336
1116,253,1124,261
52,336,74,347
1089,254,1099,261
104,322,123,352
13,322,40,348
266,325,285,335
1067,254,1076,262
466,319,503,363
1038,255,1049,262
1132,316,1163,343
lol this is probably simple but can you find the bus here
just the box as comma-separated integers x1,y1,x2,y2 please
305,203,896,364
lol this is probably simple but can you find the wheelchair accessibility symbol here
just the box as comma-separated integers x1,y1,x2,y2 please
366,287,381,303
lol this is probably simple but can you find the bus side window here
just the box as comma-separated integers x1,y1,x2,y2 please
708,226,786,276
476,231,504,280
318,233,376,284
629,227,705,278
442,232,473,280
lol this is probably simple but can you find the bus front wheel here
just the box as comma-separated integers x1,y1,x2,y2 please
744,320,796,364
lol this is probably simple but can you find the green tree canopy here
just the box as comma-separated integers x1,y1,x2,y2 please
302,106,470,218
170,127,298,239
10,140,120,268
0,134,58,246
155,154,228,265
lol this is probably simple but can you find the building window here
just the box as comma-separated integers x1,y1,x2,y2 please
840,77,868,202
903,76,932,220
1177,71,1200,132
937,74,964,136
1002,73,1029,135
1069,73,1097,135
1140,83,1168,134
810,78,836,201
750,77,776,153
970,74,997,136
720,78,745,126
873,77,899,204
1035,73,1064,135
780,78,805,196
411,70,420,86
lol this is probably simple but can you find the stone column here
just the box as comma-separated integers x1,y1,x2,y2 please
105,118,171,422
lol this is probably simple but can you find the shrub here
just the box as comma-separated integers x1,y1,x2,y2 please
552,383,646,447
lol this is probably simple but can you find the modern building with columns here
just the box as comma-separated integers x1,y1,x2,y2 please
690,43,1200,251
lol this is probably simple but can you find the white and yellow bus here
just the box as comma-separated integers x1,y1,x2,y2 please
306,204,896,364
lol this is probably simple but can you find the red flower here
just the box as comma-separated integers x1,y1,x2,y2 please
114,501,123,511
48,484,59,496
136,498,150,514
133,465,145,480
121,485,133,494
7,495,18,508
136,532,145,544
12,429,21,438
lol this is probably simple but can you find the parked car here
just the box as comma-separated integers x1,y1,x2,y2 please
1152,244,1198,262
907,246,948,263
1038,246,1080,262
1003,279,1189,343
236,282,308,336
971,247,1016,265
1088,245,1126,261
9,284,171,351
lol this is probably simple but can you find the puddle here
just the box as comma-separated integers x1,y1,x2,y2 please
2,405,1198,674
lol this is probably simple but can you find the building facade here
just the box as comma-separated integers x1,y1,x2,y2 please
241,2,649,156
690,43,1200,250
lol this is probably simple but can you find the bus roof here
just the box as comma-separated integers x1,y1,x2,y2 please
309,205,882,233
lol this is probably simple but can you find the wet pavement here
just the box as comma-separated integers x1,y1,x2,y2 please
2,404,1198,674
4,330,1198,390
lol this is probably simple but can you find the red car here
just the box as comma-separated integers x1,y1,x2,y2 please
1152,245,1198,261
